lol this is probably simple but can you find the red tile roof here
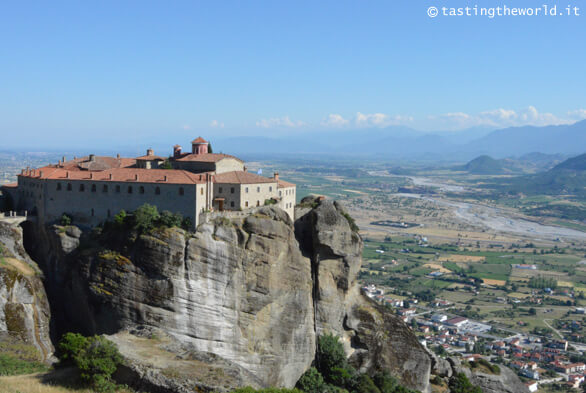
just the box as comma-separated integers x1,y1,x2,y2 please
278,179,296,188
19,167,208,185
191,137,208,144
174,153,243,163
60,156,136,171
135,155,165,160
214,171,276,184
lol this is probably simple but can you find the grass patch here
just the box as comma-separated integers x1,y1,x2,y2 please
0,353,49,376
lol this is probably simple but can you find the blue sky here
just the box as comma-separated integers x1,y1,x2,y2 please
1,1,585,148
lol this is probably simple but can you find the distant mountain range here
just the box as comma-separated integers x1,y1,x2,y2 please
214,120,586,161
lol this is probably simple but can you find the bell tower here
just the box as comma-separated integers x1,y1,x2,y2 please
191,137,209,154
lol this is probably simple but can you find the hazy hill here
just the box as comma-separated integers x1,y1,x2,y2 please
552,153,586,171
462,155,507,174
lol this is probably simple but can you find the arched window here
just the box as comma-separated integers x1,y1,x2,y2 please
57,183,62,190
139,186,145,194
230,201,235,207
245,201,249,207
79,184,85,192
128,186,133,194
218,187,223,193
67,183,72,191
91,184,96,192
245,187,249,193
155,187,161,195
230,187,235,194
102,185,108,193
179,187,184,196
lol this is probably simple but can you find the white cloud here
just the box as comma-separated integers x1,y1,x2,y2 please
182,124,191,130
430,106,585,130
321,114,350,127
255,116,305,128
355,112,413,128
210,120,224,128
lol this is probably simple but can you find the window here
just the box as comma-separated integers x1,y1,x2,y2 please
200,188,204,195
179,187,184,196
102,185,108,193
139,186,145,194
219,187,223,193
245,187,249,193
91,184,96,192
279,191,282,197
245,201,249,207
257,187,260,192
230,187,234,194
91,208,94,217
155,187,161,195
269,186,272,192
67,183,72,191
107,209,111,217
57,183,62,190
128,186,133,194
256,200,260,207
230,201,235,207
116,185,121,193
79,184,85,192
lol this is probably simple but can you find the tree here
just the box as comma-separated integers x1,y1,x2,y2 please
449,373,482,393
60,213,72,226
317,333,347,381
132,204,160,233
296,367,325,393
158,210,183,228
58,333,123,393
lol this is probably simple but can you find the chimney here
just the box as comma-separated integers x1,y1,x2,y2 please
274,172,279,181
109,174,113,180
173,145,182,158
90,173,94,179
89,154,96,162
163,175,168,182
243,166,247,172
117,153,120,159
135,174,139,181
66,172,70,179
62,156,66,163
147,148,154,156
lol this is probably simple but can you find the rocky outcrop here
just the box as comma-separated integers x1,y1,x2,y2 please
0,221,53,362
439,357,529,393
20,200,432,393
296,198,431,393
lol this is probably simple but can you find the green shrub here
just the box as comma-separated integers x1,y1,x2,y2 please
341,211,359,232
132,204,160,233
60,213,72,226
58,333,123,393
232,388,304,393
317,333,347,381
354,374,381,393
449,373,482,393
296,367,325,393
158,210,183,228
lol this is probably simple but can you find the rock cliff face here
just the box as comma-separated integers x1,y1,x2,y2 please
0,221,53,362
20,200,432,392
296,199,431,392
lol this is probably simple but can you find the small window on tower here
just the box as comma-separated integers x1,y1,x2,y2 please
200,188,204,195
245,201,249,207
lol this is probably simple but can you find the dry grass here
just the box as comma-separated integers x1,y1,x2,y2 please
481,278,506,286
0,369,133,393
437,254,486,263
423,263,452,273
1,257,36,276
557,280,574,288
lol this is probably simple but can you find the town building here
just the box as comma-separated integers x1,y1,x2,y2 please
1,137,296,229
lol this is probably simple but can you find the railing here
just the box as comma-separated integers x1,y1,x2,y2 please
0,210,30,220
